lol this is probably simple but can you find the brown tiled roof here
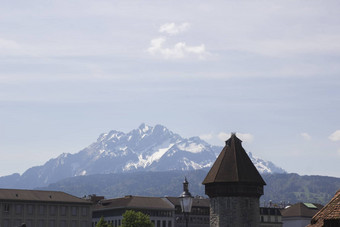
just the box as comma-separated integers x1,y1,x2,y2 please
166,197,209,207
307,190,340,227
94,196,174,211
202,133,265,185
0,188,90,204
281,202,323,218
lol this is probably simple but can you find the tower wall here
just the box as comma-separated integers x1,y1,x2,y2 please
210,196,260,227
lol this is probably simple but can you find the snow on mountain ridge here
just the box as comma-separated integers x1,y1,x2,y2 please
0,123,286,189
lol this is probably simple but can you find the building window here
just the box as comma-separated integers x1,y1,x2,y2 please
26,219,33,227
162,220,166,227
168,220,172,227
81,221,88,227
15,204,22,214
157,220,161,227
27,204,34,215
49,220,56,227
60,220,67,227
82,207,88,216
71,206,78,216
60,206,67,216
3,204,10,213
38,205,46,215
38,219,45,227
14,219,22,226
71,220,77,227
2,219,9,227
50,205,56,215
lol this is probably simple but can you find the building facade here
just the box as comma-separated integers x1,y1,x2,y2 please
0,188,92,227
92,196,175,227
166,196,210,227
281,202,323,227
260,207,282,227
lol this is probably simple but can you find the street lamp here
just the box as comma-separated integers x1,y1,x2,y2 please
179,177,193,227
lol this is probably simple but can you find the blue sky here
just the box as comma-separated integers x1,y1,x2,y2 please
0,0,340,177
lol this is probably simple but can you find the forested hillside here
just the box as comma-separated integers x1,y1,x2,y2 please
39,170,340,205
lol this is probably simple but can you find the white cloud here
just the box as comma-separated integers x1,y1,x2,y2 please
337,148,340,156
300,132,311,141
147,37,207,59
0,38,20,49
329,130,340,141
199,133,213,141
159,23,190,35
217,132,254,143
236,133,254,143
217,132,229,142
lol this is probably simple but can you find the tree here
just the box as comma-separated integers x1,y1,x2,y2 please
96,217,113,227
121,210,154,227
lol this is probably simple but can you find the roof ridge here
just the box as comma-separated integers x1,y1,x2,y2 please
231,136,239,182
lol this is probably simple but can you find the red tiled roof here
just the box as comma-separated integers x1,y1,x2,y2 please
307,190,340,227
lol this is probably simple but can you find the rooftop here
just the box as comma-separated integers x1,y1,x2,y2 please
202,133,265,185
308,190,340,227
166,196,209,207
93,196,174,211
281,202,323,218
0,188,90,204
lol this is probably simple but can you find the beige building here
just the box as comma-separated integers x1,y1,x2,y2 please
92,195,175,227
260,207,282,227
166,196,210,227
281,202,323,227
0,188,92,227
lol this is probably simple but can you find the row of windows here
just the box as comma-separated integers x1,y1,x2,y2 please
93,219,172,227
151,220,172,227
260,215,280,223
92,219,121,227
2,219,90,227
1,203,89,217
260,208,281,215
175,206,209,215
176,216,209,224
142,210,173,217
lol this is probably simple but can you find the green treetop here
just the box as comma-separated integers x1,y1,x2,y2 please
121,210,154,227
96,217,113,227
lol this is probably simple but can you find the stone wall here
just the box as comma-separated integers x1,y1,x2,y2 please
210,196,260,227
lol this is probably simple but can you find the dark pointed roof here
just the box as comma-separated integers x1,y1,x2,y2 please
202,133,265,185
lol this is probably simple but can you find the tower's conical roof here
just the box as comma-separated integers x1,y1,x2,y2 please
202,133,265,185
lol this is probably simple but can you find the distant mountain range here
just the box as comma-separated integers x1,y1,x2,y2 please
0,124,285,189
39,170,340,205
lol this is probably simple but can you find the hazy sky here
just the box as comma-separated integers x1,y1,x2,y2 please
1,0,340,177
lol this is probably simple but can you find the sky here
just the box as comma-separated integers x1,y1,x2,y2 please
0,0,340,178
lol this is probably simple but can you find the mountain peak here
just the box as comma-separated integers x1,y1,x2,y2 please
138,123,152,133
0,123,286,189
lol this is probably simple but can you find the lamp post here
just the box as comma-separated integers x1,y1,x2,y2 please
179,177,193,227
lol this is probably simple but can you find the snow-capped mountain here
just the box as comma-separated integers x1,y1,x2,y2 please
0,124,285,189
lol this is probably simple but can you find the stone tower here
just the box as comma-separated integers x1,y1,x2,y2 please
202,133,266,227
